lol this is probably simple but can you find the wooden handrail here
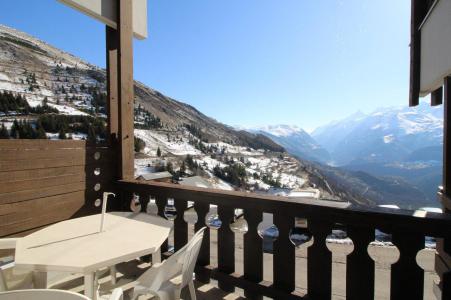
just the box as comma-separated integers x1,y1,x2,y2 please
118,179,451,238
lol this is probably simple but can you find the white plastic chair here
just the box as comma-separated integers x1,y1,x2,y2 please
0,238,34,292
0,288,124,300
131,227,207,300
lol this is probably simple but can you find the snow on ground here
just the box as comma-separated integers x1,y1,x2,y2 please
0,73,9,81
135,129,201,156
135,159,158,177
210,142,263,156
47,103,89,116
195,156,227,169
211,178,234,191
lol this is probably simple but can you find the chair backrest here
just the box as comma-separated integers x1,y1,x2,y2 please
181,227,206,287
0,239,18,250
0,289,91,300
0,238,19,292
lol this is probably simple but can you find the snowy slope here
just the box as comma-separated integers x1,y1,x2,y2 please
312,102,443,165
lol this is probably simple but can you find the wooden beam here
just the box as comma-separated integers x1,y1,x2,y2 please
117,0,135,180
409,0,428,106
431,86,443,106
106,26,119,143
444,77,451,197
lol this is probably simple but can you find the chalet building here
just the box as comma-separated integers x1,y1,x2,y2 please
136,171,173,183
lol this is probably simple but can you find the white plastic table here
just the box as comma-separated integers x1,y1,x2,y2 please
14,212,172,299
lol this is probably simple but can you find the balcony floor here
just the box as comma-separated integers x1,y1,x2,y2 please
48,259,247,300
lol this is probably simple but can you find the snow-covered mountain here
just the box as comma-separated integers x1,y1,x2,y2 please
312,102,443,166
245,125,331,163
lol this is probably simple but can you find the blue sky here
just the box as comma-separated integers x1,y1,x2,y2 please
0,0,412,131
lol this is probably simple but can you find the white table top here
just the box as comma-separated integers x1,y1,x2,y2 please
15,212,172,273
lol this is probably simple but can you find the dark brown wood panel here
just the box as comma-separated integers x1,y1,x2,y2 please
273,213,295,292
409,0,429,106
346,226,375,300
194,201,211,283
0,139,86,150
390,232,424,300
0,191,86,236
106,25,119,141
0,140,115,238
431,86,443,106
217,205,235,292
243,208,263,300
307,220,332,300
0,165,85,182
174,198,188,251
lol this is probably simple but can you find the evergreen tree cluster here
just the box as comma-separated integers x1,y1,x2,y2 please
91,90,106,114
134,105,162,129
213,163,247,187
134,136,146,152
0,92,58,115
8,119,46,139
0,123,9,139
261,173,282,188
37,114,106,141
25,72,39,91
184,124,208,142
0,91,30,114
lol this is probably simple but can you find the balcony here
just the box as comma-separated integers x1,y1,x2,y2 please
1,137,451,300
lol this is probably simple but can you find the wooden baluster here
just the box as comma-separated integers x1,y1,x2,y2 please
155,196,168,260
390,232,424,300
174,198,188,251
140,192,149,213
244,209,263,300
346,226,375,300
217,205,235,292
273,213,295,293
137,192,147,212
194,201,210,283
308,220,332,300
442,236,451,299
443,271,451,300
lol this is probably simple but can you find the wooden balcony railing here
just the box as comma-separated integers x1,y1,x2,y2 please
118,179,451,300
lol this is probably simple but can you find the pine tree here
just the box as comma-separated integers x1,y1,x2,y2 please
0,124,9,139
58,127,66,140
157,147,161,157
179,161,186,175
87,125,96,142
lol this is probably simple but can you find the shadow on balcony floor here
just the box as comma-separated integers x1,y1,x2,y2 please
48,259,247,300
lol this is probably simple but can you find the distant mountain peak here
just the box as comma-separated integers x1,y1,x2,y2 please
251,124,305,137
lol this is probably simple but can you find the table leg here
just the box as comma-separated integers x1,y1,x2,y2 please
84,273,96,300
33,271,47,288
152,248,161,264
109,265,117,284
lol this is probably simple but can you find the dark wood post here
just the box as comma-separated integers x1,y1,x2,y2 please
117,0,135,180
439,77,451,299
106,26,119,144
409,0,428,107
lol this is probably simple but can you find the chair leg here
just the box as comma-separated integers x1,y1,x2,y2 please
188,281,196,300
174,288,182,300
